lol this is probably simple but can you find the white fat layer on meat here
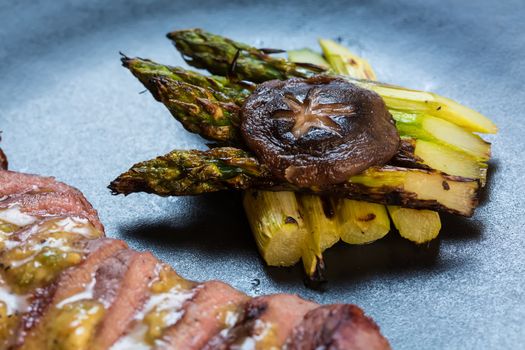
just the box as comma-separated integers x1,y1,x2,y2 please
56,276,96,309
231,319,274,350
110,288,194,350
0,205,37,226
0,283,29,315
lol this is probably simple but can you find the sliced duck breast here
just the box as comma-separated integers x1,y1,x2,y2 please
0,170,103,232
0,170,79,197
157,280,249,350
285,304,391,350
89,249,159,350
204,294,317,350
0,216,104,294
110,264,197,349
15,238,127,349
0,192,103,232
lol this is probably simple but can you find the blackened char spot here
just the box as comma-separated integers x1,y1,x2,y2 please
285,216,298,225
320,196,335,219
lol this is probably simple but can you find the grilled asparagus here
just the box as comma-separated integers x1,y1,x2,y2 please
109,147,480,217
167,29,497,134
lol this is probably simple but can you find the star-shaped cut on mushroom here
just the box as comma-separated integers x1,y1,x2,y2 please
273,88,355,139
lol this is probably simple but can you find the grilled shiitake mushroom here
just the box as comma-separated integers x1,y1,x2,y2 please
240,75,400,187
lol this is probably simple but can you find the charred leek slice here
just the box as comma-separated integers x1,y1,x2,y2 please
387,206,441,243
334,199,390,244
297,194,340,281
287,49,330,69
405,138,487,186
242,190,307,266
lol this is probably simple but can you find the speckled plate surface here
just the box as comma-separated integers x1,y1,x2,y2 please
1,0,524,348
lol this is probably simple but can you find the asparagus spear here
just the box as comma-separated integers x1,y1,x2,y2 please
167,29,326,83
122,56,245,143
124,57,487,182
121,55,253,105
108,147,480,217
168,29,497,134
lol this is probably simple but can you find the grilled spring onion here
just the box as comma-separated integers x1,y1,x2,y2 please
387,206,442,244
319,38,377,80
393,110,491,161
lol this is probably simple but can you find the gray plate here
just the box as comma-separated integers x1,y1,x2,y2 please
1,0,524,348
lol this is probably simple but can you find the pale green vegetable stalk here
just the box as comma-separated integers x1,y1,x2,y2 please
318,39,443,244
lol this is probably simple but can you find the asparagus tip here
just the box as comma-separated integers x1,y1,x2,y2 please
108,174,146,196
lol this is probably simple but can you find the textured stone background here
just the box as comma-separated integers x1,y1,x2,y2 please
1,0,523,348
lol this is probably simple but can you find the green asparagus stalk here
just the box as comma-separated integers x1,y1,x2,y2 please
122,57,245,144
121,56,252,105
124,57,488,183
108,147,480,217
144,76,243,143
167,29,326,83
122,57,492,170
168,29,497,134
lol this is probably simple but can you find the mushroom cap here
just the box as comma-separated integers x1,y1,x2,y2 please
241,75,400,187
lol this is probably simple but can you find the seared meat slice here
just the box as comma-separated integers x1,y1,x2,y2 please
0,216,104,293
0,192,103,233
0,170,79,197
285,304,391,350
90,249,159,350
0,170,103,232
205,294,317,349
110,264,197,348
15,238,127,349
157,280,249,350
0,167,391,349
